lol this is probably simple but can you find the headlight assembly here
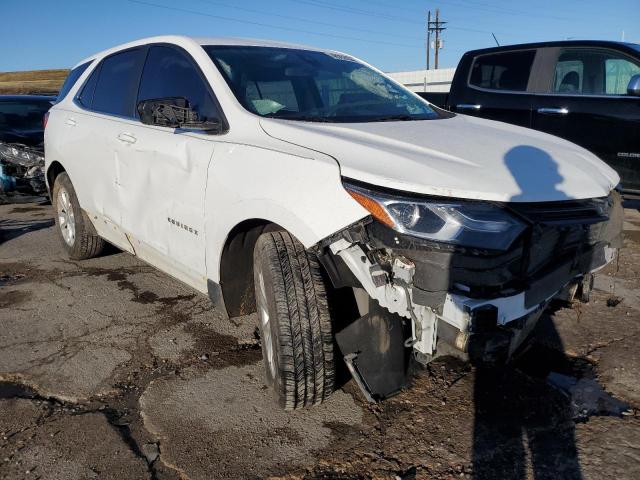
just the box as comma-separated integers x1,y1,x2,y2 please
344,181,526,251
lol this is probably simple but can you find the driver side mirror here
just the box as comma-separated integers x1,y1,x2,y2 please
628,74,640,97
137,97,221,132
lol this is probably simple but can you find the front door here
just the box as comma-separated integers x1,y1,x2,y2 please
532,47,640,192
116,44,224,290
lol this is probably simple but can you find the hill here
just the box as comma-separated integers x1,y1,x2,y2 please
0,69,69,95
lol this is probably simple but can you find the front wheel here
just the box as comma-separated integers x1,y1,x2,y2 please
253,231,335,410
52,172,105,260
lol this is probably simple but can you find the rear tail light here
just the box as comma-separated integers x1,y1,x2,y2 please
43,111,50,129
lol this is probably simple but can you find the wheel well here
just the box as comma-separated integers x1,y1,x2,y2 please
46,161,66,190
219,219,284,317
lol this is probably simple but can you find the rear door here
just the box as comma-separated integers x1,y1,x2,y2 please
61,47,146,244
116,44,222,289
451,49,537,127
532,46,640,192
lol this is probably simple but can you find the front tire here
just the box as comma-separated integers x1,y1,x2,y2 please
52,172,105,260
253,231,335,410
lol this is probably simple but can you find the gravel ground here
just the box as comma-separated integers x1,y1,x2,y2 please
1,199,639,480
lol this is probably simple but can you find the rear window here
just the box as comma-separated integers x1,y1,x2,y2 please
0,100,52,131
469,50,536,92
84,48,145,117
56,61,91,102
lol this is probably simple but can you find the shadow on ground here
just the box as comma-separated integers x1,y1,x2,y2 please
0,218,54,243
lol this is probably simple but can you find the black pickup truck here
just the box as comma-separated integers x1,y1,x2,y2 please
419,40,640,192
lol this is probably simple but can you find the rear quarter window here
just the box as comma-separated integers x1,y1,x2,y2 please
469,50,536,92
76,63,100,109
56,61,91,103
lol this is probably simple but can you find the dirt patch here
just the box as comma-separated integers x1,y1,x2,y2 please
623,229,640,244
139,363,364,480
81,265,197,308
0,289,30,308
0,261,72,285
184,322,262,369
9,206,46,213
0,397,151,480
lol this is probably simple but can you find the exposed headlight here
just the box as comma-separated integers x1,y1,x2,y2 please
344,181,526,251
0,144,44,167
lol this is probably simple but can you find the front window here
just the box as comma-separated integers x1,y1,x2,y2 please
204,46,441,123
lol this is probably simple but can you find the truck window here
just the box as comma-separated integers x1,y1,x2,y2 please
137,46,218,122
90,48,145,118
469,50,535,92
0,100,52,131
553,48,640,95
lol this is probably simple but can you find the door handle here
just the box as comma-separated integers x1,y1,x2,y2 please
117,132,137,144
65,118,77,127
537,107,569,115
456,104,481,111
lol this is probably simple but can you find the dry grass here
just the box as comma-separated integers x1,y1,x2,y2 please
0,69,68,95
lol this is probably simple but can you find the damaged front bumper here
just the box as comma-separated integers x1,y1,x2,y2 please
0,142,47,200
318,191,623,401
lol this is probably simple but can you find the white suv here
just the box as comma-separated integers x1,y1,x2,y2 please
45,36,622,409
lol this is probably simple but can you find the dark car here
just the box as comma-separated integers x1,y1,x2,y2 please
0,94,55,147
0,95,54,197
419,41,640,193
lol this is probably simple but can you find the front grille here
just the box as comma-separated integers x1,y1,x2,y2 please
509,192,622,278
508,195,611,225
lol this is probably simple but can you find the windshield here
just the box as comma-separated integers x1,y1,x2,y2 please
204,46,442,123
0,100,51,131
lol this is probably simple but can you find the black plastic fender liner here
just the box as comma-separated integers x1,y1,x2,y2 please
335,300,411,402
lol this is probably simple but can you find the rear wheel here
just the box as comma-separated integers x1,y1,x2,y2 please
253,231,335,410
52,172,105,260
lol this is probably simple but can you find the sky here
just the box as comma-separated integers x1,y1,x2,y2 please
1,0,639,72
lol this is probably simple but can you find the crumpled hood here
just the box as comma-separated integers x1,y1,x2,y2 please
260,114,619,202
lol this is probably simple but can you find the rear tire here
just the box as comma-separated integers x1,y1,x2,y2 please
253,231,335,410
52,172,105,260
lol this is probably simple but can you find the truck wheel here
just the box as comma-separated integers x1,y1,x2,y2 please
52,172,105,260
253,231,335,410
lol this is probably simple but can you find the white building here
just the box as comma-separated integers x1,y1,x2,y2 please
386,68,456,93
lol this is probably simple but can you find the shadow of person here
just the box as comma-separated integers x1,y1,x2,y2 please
472,346,583,479
504,145,569,202
471,145,583,479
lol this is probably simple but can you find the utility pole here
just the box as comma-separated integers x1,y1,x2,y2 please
427,8,447,70
426,10,431,72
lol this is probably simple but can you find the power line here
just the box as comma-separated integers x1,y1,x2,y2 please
350,0,572,22
287,0,516,36
290,0,419,24
126,0,420,49
191,0,423,41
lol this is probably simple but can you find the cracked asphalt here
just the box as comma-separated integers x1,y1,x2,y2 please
1,199,640,479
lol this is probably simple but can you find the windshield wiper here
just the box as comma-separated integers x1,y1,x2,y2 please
369,114,420,122
271,115,336,123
